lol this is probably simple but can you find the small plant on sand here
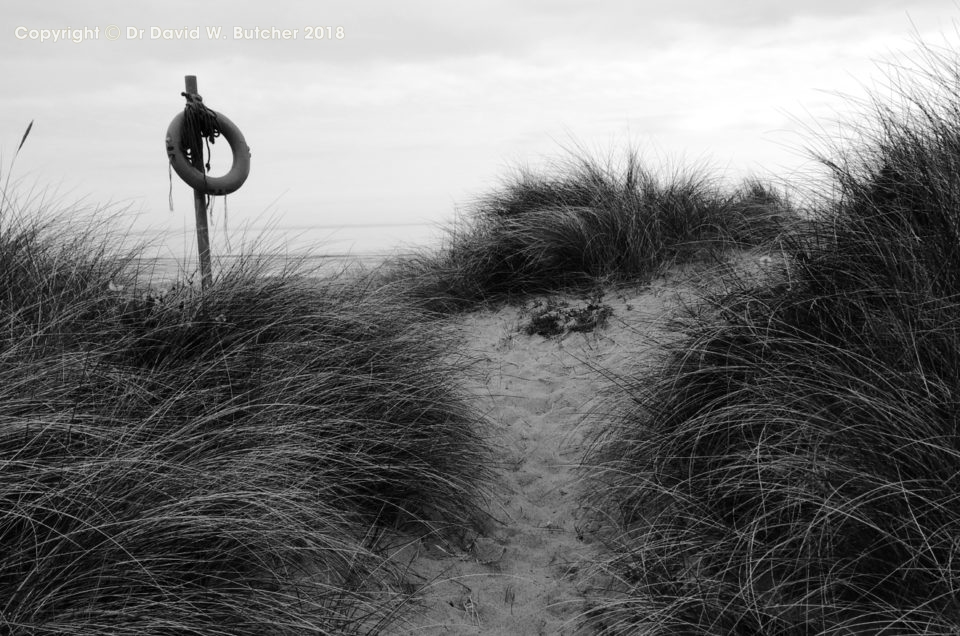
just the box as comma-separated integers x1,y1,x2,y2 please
521,293,613,338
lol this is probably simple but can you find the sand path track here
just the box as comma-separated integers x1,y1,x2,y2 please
387,263,735,635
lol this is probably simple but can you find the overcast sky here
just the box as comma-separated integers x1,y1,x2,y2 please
3,1,959,261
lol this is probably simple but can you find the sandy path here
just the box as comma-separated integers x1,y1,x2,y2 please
387,261,741,635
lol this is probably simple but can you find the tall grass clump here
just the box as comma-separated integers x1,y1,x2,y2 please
0,184,490,634
585,37,960,634
388,152,790,311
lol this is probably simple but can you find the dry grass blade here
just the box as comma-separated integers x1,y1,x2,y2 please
16,120,33,156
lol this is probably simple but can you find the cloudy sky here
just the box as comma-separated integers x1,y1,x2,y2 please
3,1,959,263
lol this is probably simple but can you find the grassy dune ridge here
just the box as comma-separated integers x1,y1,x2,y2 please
386,152,788,311
0,198,491,634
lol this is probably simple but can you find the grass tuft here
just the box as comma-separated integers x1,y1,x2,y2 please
386,151,791,312
0,185,491,634
584,35,960,635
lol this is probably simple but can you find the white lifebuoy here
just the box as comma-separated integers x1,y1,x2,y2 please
165,110,250,195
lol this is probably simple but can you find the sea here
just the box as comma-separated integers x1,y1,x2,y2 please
128,222,447,286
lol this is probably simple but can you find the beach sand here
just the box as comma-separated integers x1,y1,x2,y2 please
385,255,769,635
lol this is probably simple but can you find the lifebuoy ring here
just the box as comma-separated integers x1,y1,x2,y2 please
165,110,250,195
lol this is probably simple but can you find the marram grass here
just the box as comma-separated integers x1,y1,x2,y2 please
584,35,960,635
0,191,491,634
386,152,790,311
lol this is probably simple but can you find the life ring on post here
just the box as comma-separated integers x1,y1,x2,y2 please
165,110,250,195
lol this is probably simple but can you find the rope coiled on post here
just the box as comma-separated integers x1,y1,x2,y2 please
179,91,221,175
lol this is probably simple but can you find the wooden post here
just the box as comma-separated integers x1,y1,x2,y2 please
184,75,213,290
